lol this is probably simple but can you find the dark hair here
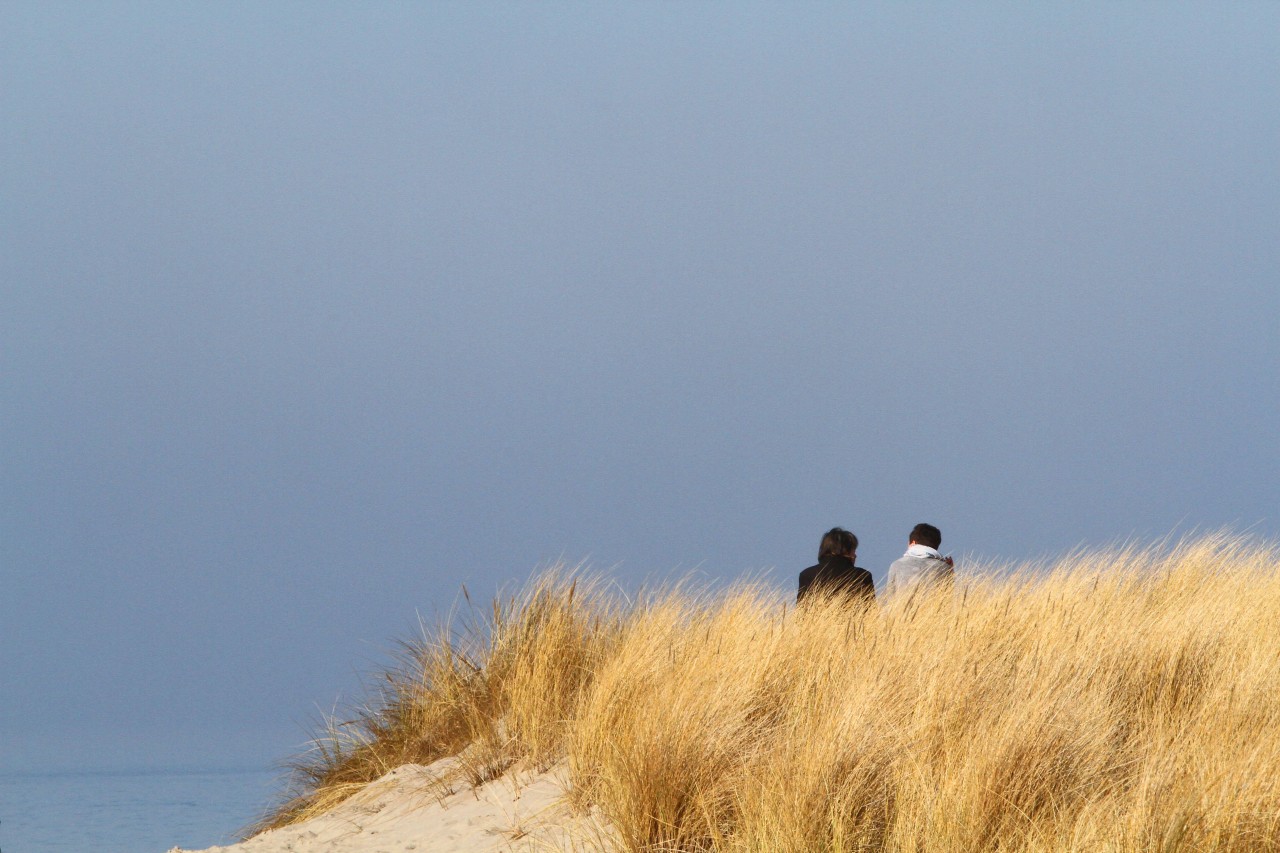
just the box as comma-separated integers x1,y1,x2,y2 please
909,523,942,550
818,527,858,560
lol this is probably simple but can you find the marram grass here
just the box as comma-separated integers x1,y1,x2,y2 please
256,534,1280,851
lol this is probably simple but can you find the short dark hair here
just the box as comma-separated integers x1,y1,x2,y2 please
909,523,942,550
819,527,858,560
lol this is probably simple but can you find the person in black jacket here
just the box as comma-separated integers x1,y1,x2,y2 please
797,527,876,605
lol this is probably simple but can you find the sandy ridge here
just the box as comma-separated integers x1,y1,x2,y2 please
173,759,608,853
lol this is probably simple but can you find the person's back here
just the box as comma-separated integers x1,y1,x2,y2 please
885,522,954,598
798,527,875,605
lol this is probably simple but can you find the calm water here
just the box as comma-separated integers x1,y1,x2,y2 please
0,766,280,853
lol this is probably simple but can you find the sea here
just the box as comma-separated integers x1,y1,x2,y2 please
0,766,281,853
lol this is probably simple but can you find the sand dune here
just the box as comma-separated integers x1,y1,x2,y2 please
178,538,1280,851
173,759,607,853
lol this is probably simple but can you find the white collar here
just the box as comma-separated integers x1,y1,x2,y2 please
905,543,942,559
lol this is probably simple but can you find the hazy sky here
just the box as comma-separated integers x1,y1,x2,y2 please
4,2,1278,772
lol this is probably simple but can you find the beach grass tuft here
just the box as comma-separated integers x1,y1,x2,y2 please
254,533,1280,851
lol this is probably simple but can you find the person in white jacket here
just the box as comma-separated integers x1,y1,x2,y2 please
885,522,954,598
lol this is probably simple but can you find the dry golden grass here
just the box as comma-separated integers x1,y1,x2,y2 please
257,534,1280,851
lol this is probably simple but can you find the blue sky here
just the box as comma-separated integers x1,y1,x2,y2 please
3,2,1277,771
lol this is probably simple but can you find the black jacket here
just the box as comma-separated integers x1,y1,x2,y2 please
797,555,876,605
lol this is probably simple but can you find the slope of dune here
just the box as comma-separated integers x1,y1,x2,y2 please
173,758,609,853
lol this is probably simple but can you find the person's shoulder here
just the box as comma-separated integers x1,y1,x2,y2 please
798,563,821,583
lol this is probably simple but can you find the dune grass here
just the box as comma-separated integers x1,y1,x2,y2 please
255,534,1280,851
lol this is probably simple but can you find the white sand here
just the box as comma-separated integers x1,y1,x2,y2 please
173,759,611,853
